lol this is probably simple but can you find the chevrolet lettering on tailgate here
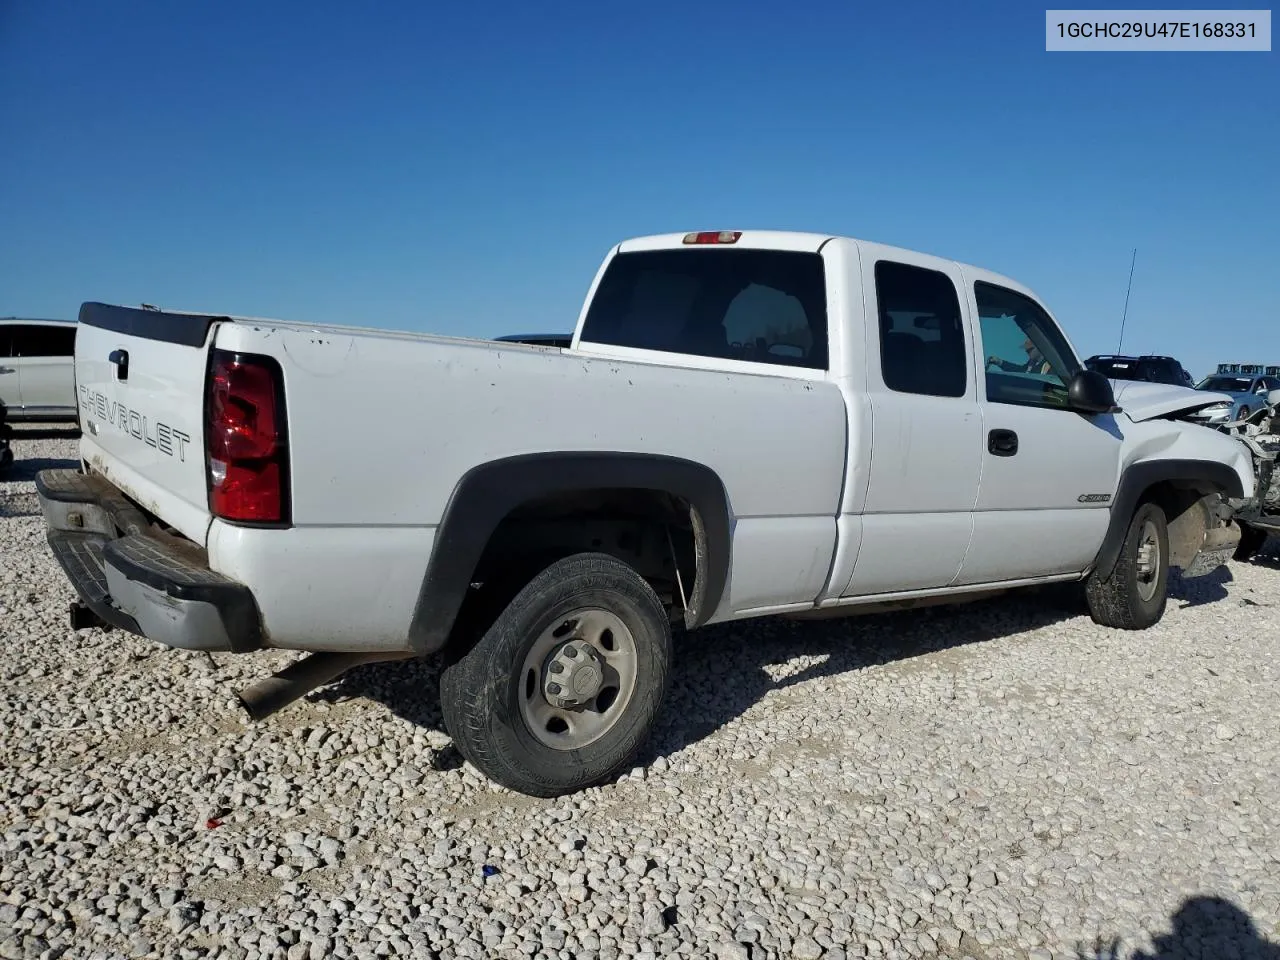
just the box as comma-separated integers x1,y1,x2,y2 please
79,385,192,461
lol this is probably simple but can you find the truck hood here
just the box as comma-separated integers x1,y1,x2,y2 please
1109,380,1232,422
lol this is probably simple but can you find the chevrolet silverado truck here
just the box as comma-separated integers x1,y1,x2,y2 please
36,229,1254,797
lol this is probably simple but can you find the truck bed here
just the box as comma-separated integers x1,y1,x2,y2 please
70,299,851,650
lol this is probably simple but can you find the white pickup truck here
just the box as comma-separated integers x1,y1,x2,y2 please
37,229,1253,797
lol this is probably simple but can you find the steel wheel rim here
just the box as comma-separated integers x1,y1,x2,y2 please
518,607,639,751
1135,518,1162,603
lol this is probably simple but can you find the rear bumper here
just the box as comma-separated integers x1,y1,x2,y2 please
35,468,264,652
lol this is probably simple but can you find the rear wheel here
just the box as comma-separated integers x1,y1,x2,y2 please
439,552,671,797
1085,501,1170,630
1234,523,1270,562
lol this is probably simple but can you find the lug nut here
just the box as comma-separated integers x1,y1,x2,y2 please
548,683,562,695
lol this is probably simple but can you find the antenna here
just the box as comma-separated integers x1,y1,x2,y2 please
1116,247,1137,353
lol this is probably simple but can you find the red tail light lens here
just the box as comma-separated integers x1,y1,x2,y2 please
206,350,289,524
682,231,742,245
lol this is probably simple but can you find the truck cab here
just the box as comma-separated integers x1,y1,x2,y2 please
570,231,1242,605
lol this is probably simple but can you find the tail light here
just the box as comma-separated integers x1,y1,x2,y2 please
682,231,742,245
205,349,290,525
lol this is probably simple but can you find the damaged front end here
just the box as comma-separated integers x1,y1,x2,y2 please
1107,380,1268,570
1209,393,1280,548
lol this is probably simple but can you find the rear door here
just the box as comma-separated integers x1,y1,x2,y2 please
74,304,220,545
13,323,77,415
842,254,983,595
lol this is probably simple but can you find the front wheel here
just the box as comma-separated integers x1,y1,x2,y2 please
1085,501,1170,630
439,552,672,797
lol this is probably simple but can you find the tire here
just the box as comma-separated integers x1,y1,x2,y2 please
1085,501,1170,630
1234,523,1270,562
0,446,12,474
438,552,672,797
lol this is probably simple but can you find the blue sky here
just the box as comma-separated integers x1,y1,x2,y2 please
1,0,1275,379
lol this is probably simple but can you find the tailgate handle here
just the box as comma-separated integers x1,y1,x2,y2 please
109,349,129,381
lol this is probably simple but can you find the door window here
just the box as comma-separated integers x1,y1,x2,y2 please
10,324,76,357
975,282,1081,409
873,260,968,398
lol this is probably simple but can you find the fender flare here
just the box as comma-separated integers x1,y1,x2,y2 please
406,452,733,655
1091,458,1245,580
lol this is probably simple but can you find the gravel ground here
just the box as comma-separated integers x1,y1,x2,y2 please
3,424,1280,960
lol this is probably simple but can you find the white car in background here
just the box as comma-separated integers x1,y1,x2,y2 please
0,317,78,422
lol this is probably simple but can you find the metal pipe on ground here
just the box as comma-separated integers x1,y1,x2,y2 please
237,650,414,721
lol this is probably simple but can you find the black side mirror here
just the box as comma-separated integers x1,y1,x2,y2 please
1067,368,1116,414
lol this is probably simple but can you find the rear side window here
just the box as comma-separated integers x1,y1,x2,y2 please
874,260,968,398
579,249,829,370
11,324,76,357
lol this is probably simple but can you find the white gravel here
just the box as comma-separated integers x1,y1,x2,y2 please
3,423,1280,960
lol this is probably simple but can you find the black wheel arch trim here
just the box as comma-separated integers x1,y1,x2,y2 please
407,452,733,656
1092,458,1244,579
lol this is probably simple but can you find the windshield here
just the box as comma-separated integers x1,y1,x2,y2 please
1198,376,1254,392
1087,358,1144,380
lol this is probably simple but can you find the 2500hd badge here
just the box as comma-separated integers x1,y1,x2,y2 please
78,385,192,461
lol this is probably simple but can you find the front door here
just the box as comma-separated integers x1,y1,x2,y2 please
956,277,1122,585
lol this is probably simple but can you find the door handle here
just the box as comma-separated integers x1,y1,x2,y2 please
988,429,1018,456
109,349,129,381
0,366,13,375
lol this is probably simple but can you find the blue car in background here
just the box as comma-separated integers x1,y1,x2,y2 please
1186,371,1280,425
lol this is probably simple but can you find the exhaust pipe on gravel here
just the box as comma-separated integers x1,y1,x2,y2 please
236,651,413,721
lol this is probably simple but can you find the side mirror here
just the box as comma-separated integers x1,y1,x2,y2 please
1067,368,1116,414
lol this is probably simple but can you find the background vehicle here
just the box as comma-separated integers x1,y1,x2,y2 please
35,230,1254,797
0,317,78,421
1208,388,1280,561
0,399,13,475
1187,371,1280,426
1085,353,1194,388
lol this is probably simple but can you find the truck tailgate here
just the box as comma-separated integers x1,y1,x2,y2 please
74,302,220,546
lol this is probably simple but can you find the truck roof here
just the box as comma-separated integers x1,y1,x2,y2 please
613,229,1034,300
